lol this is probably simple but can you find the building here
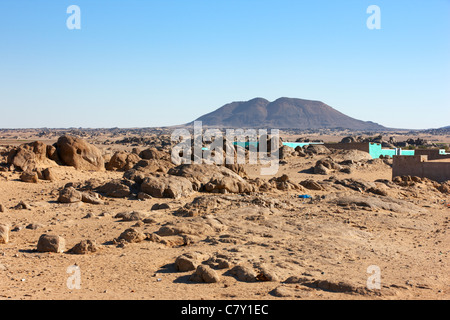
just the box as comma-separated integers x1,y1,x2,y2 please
392,155,450,183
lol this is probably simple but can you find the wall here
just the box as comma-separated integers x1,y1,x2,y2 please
392,155,450,182
282,142,323,149
414,149,450,160
323,142,370,153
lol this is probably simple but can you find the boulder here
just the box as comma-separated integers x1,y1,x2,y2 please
190,265,220,283
96,179,132,198
156,217,226,238
140,174,193,199
80,191,104,205
314,157,342,175
123,159,176,183
279,145,295,160
55,135,104,171
37,234,66,253
20,171,38,183
229,265,257,282
40,167,57,181
139,147,171,161
175,195,230,217
114,211,150,221
268,174,303,191
106,151,141,171
175,252,206,272
58,187,82,203
340,136,357,143
151,203,171,210
305,144,330,155
334,178,376,193
69,240,98,254
118,228,146,243
168,164,255,194
7,141,57,172
300,179,324,191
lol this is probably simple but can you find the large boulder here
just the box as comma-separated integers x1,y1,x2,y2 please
55,135,104,171
305,144,331,155
313,157,342,175
279,145,295,160
7,141,57,172
96,179,132,198
140,174,194,199
168,164,256,194
268,174,303,191
106,151,141,171
139,147,171,161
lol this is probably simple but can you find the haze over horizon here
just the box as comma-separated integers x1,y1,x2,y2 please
0,0,449,129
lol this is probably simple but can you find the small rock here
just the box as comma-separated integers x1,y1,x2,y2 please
0,224,10,244
40,168,57,181
299,179,324,191
26,223,43,230
114,211,150,221
270,286,294,297
58,187,82,203
229,265,257,282
0,204,6,213
37,234,66,253
14,201,31,210
69,240,98,254
20,171,38,183
151,203,171,211
82,212,96,219
190,265,220,283
118,228,146,243
137,192,152,201
175,252,203,272
81,191,104,205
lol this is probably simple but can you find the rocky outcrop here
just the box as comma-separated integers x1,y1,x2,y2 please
106,151,141,171
140,174,194,199
56,135,104,171
7,141,58,172
168,164,256,194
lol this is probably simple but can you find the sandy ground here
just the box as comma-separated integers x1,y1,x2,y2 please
0,132,449,301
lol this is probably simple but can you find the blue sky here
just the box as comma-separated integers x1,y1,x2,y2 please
0,0,449,129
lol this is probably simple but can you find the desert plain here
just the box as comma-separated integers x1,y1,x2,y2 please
0,128,448,300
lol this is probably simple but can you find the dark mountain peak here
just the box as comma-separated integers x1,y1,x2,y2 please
194,97,385,130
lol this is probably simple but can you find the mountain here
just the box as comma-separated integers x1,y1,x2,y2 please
192,97,385,130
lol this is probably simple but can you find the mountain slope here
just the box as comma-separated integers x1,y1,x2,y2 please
193,97,385,130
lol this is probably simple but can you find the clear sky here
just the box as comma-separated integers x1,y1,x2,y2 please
0,0,449,129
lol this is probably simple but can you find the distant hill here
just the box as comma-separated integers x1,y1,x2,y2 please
192,97,385,130
421,125,450,134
